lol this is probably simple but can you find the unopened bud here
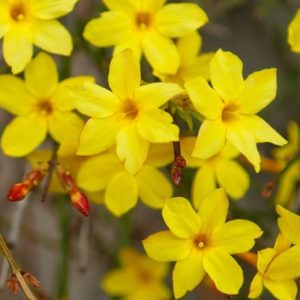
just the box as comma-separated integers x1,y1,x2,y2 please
70,187,90,217
22,272,40,288
171,155,186,185
261,180,276,199
7,273,19,295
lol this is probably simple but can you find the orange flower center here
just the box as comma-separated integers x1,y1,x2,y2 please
10,2,27,21
222,103,239,123
194,234,209,250
135,12,152,29
121,100,139,120
36,100,53,116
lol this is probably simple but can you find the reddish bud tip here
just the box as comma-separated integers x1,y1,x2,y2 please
22,272,40,288
261,180,276,199
70,188,90,217
7,182,31,201
171,155,186,185
7,274,19,295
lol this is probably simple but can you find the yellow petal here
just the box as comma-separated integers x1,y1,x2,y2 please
48,112,84,143
185,76,223,119
274,233,291,254
276,205,300,245
203,248,243,295
137,109,179,143
192,119,226,159
145,143,173,168
238,69,277,114
210,49,244,102
162,197,201,239
211,220,262,254
288,9,300,52
215,159,249,199
155,3,208,37
143,230,192,262
0,75,34,115
105,171,138,216
32,20,72,56
241,115,287,146
197,188,228,235
116,125,149,174
267,245,300,280
256,248,277,274
226,126,261,173
113,34,142,60
139,0,166,12
173,251,205,299
192,166,216,210
77,153,121,192
77,116,120,155
2,115,47,156
25,52,58,99
264,278,297,300
180,136,202,167
176,31,201,67
3,30,33,74
83,12,131,47
135,82,183,109
31,0,78,19
137,165,172,209
142,30,180,74
102,0,137,12
52,76,95,111
248,273,263,299
73,82,119,118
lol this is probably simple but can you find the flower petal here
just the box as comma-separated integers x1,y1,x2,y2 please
109,49,140,100
31,0,78,19
226,126,261,173
276,205,300,245
162,197,201,239
180,136,202,167
288,9,300,53
215,159,249,199
155,3,208,37
116,125,149,174
173,251,205,299
142,30,180,74
185,76,223,119
113,34,142,60
102,0,138,12
192,119,226,159
264,278,297,300
77,153,121,192
25,52,58,99
248,273,263,299
135,82,183,109
136,109,179,143
192,166,216,210
210,49,244,102
48,112,84,143
137,165,172,209
143,230,192,262
203,248,243,295
105,171,138,216
145,143,173,168
241,115,287,146
73,82,119,118
238,69,277,114
0,75,34,115
211,220,262,254
1,115,47,156
257,248,277,274
77,116,120,155
197,188,228,234
32,20,72,56
83,12,132,47
3,30,33,74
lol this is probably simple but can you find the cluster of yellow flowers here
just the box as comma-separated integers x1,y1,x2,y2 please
0,0,299,299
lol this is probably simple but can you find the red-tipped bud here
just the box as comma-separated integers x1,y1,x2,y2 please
70,187,90,217
7,273,19,295
261,180,276,199
22,272,40,288
171,155,186,185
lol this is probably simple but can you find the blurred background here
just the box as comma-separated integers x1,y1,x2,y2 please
0,0,299,299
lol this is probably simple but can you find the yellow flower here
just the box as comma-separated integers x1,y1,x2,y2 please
101,248,170,300
143,189,262,298
184,49,287,172
83,0,208,73
249,234,300,300
76,143,173,217
288,9,300,53
0,52,93,157
276,205,300,245
72,49,182,174
0,0,78,73
154,31,214,86
181,137,249,209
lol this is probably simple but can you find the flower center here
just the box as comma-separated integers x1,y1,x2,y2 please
10,2,27,21
36,100,53,116
194,234,208,250
135,12,152,29
138,269,153,284
222,103,240,123
121,100,139,120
